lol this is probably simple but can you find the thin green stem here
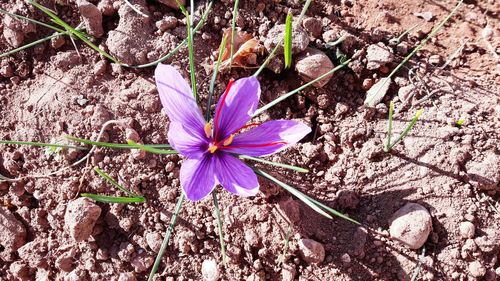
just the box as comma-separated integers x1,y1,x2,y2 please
229,0,240,67
386,109,424,152
148,193,185,281
385,101,394,152
212,191,227,265
126,140,178,155
65,135,171,150
0,8,66,34
206,34,228,121
182,6,197,100
410,247,426,281
0,139,86,150
239,155,308,173
94,167,135,196
80,194,145,203
253,59,351,117
0,32,63,58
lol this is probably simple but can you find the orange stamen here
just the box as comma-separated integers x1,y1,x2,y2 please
204,122,212,138
223,134,234,146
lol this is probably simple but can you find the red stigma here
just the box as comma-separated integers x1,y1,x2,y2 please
213,79,235,142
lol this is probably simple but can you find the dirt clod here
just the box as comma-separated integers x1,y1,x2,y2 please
201,259,219,281
295,47,334,88
298,238,325,264
0,206,26,258
366,42,395,70
77,0,104,38
469,260,486,277
64,198,102,242
389,203,432,250
264,23,310,55
459,221,475,239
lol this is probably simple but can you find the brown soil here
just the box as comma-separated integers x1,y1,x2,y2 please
0,0,499,280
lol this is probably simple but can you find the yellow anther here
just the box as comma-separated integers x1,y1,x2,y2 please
223,134,234,146
204,122,212,138
208,143,218,153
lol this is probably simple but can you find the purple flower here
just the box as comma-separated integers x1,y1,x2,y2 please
155,64,311,201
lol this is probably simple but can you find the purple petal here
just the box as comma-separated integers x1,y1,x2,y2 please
155,64,205,134
215,153,259,197
180,154,218,201
223,120,311,157
213,77,260,142
168,122,209,159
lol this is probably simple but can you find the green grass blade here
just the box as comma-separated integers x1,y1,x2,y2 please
253,0,312,77
28,0,120,64
212,191,227,265
148,193,185,281
456,118,465,128
410,247,426,281
127,2,212,68
384,101,394,152
239,155,308,173
206,33,228,121
387,109,424,151
186,13,197,100
229,0,240,67
253,168,333,219
277,225,292,266
0,32,63,58
306,196,361,225
284,12,293,69
0,8,66,34
253,59,351,117
94,167,135,196
0,139,87,150
65,135,172,150
81,193,145,203
126,140,177,154
364,0,464,106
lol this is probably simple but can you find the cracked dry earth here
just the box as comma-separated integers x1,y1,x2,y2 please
0,0,499,280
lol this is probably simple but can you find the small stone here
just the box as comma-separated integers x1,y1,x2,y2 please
0,206,27,257
428,54,443,65
93,60,107,75
157,0,185,9
77,0,104,38
414,11,434,22
469,261,486,277
362,78,374,91
277,197,301,224
9,261,29,280
64,198,102,242
0,64,14,78
3,27,24,48
341,253,351,263
91,104,112,129
201,259,219,281
50,36,66,49
389,203,432,249
98,0,117,16
264,23,310,55
130,253,154,273
396,42,409,55
459,221,475,239
146,232,162,253
322,29,338,43
281,263,296,281
336,190,359,209
302,17,323,38
52,51,81,70
156,16,177,32
398,84,415,103
298,238,325,264
295,47,335,88
118,272,137,281
366,42,394,70
466,153,499,190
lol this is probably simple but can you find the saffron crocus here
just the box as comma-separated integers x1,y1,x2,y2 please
155,64,311,201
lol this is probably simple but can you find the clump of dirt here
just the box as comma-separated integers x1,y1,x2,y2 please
1,0,499,280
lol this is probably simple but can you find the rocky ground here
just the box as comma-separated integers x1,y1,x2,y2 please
0,0,499,280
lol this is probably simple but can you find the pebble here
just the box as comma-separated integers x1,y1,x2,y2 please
459,221,475,239
277,197,301,224
302,17,323,38
466,153,499,190
264,23,310,55
50,36,66,49
341,253,351,263
281,263,297,281
389,203,432,249
201,259,219,281
428,54,443,65
398,84,415,103
366,42,394,70
9,261,29,280
298,238,325,264
77,0,104,38
93,60,108,75
156,16,178,32
64,198,102,242
130,253,154,273
295,47,335,88
469,261,486,277
0,206,27,256
91,104,112,129
145,232,162,253
52,51,81,70
118,272,137,281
